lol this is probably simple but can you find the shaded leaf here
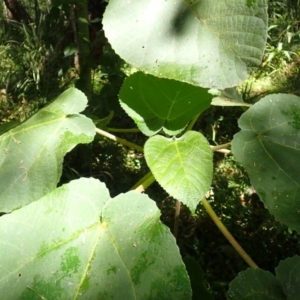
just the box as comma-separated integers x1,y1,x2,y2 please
0,121,19,135
0,88,95,212
119,72,212,136
0,178,192,299
212,87,252,107
144,131,213,212
103,0,267,89
183,256,214,300
276,256,300,300
227,268,286,299
232,94,300,232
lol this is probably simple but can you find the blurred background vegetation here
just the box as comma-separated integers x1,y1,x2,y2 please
1,0,300,299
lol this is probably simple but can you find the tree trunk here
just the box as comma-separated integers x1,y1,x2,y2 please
75,0,92,101
3,0,32,23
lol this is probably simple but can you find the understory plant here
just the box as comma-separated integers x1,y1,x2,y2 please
1,1,300,299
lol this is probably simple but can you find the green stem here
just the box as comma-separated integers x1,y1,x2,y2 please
186,113,201,131
107,128,141,133
211,142,231,151
201,197,258,269
130,171,155,192
95,128,143,152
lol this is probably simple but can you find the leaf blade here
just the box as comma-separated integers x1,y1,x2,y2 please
0,88,95,212
232,94,300,232
103,0,267,89
144,131,213,211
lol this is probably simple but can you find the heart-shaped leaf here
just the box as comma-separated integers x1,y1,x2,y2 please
0,88,95,212
232,94,300,232
144,131,213,211
103,0,267,89
0,178,192,299
119,72,212,136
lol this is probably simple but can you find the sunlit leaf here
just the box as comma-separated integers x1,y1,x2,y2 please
0,88,95,212
103,0,267,89
0,178,192,299
144,131,213,212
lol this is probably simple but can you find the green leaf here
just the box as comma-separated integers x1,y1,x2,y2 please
275,256,300,299
211,87,252,107
183,256,214,300
103,0,267,89
63,43,77,57
0,121,19,135
144,131,213,212
232,94,300,232
0,178,192,299
119,72,212,136
227,268,286,299
0,88,95,212
228,256,300,299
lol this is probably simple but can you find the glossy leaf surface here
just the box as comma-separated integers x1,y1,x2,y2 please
144,131,213,211
232,94,300,232
103,0,267,89
119,72,212,136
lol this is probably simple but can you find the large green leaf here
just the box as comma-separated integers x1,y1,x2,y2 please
144,131,213,211
0,178,191,299
103,0,267,89
232,94,300,232
119,72,212,136
227,256,300,299
0,88,95,212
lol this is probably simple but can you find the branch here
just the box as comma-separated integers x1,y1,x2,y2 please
95,128,143,152
107,128,141,133
201,197,258,269
130,171,155,192
211,142,231,151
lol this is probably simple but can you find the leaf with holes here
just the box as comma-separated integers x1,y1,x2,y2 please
144,131,213,211
0,178,192,299
232,94,300,232
119,72,212,136
0,88,95,212
103,0,267,89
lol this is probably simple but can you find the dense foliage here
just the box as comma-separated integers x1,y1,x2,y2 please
1,0,300,299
